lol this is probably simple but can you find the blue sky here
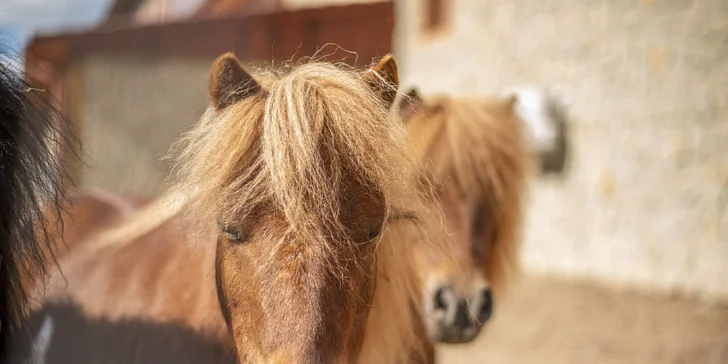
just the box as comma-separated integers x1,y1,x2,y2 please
0,0,112,54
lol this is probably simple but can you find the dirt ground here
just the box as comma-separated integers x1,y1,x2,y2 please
436,276,728,364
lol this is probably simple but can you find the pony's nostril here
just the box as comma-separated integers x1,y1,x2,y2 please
452,301,471,331
434,287,447,310
477,289,494,322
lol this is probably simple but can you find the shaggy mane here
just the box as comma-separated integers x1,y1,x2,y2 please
406,95,530,293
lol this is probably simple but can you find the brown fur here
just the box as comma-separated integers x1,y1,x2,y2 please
32,54,445,363
45,189,150,258
20,189,149,296
398,88,530,345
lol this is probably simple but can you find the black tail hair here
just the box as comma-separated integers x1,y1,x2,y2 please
0,42,79,359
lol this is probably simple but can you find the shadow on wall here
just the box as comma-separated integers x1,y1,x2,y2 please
19,303,236,364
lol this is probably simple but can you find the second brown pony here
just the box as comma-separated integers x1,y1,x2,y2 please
28,54,445,363
397,88,531,349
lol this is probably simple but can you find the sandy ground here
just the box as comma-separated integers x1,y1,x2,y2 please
436,276,728,364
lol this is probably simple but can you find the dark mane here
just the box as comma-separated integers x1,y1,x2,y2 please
0,43,78,357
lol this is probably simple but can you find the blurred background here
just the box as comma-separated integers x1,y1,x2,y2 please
3,0,727,362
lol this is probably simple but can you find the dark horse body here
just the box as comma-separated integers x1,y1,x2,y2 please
0,44,77,362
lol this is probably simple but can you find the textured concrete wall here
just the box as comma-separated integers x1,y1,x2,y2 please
395,0,728,300
78,54,213,195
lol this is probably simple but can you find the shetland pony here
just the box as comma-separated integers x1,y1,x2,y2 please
395,86,567,349
32,54,444,363
0,44,77,361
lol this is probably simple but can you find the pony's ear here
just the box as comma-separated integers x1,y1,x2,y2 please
396,87,423,122
363,54,399,110
209,52,261,110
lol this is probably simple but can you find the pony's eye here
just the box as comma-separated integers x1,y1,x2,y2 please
367,231,381,242
216,216,246,243
225,231,243,242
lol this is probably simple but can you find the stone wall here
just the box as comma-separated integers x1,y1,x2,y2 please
77,53,213,195
394,0,728,300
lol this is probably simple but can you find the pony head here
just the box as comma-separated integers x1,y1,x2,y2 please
397,88,529,344
171,54,444,363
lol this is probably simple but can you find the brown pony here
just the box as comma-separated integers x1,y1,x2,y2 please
31,54,444,363
396,88,531,347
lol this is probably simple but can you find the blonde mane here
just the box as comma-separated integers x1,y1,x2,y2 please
407,95,530,293
166,61,444,362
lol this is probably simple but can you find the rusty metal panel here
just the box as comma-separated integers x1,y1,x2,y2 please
28,2,393,69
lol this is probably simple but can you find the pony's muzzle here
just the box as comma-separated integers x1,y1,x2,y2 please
431,286,493,344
